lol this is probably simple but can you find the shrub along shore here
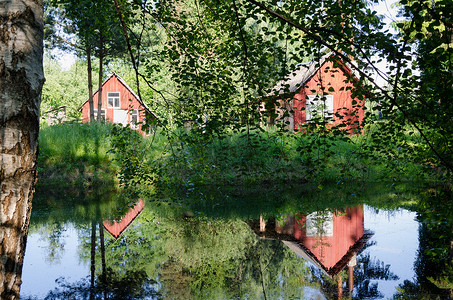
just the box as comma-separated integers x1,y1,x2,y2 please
37,123,437,190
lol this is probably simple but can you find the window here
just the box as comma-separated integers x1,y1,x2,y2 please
131,109,139,129
306,95,333,122
306,211,333,237
93,109,106,121
107,92,120,108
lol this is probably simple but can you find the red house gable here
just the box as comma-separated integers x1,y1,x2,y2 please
103,199,145,240
249,205,373,278
292,206,366,274
81,73,156,134
269,54,365,133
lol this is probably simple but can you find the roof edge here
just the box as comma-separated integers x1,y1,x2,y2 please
79,72,158,119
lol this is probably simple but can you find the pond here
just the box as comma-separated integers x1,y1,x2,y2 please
17,184,453,299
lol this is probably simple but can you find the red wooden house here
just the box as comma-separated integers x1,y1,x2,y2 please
267,54,365,133
103,199,145,240
81,73,156,134
249,205,373,280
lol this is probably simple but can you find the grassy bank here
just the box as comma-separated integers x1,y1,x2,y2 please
155,128,432,187
37,123,434,190
37,123,119,187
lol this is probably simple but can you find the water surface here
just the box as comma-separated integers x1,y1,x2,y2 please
19,184,452,299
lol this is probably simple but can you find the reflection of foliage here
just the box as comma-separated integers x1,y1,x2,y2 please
354,253,399,299
157,213,321,298
28,184,440,299
394,187,453,299
176,219,250,267
159,260,193,299
357,254,399,281
161,217,253,295
29,186,138,267
43,273,158,299
177,182,421,223
238,239,319,299
88,208,165,280
37,222,66,264
31,185,131,225
306,211,333,261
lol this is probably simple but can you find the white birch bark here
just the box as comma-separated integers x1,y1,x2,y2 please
0,1,44,299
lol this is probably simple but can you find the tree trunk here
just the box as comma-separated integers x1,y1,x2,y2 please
90,221,96,300
87,45,95,122
0,1,44,299
97,33,104,123
99,223,106,284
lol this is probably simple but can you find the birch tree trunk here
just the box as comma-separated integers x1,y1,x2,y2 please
0,1,44,299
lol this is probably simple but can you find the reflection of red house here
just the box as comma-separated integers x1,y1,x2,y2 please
292,206,369,276
249,205,372,278
81,73,156,135
266,54,365,133
103,199,145,240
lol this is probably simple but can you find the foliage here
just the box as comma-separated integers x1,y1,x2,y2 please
41,0,453,188
151,128,431,187
65,0,447,190
40,57,88,122
108,124,156,190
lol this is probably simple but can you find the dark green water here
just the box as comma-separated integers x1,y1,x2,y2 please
19,183,453,299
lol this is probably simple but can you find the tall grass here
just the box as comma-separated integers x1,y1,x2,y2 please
157,127,432,186
37,123,434,189
38,123,118,186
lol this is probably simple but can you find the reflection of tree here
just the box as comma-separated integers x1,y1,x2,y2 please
158,217,253,298
37,222,67,264
27,191,162,299
354,252,399,299
307,211,333,263
43,272,159,299
238,238,320,299
45,207,162,299
393,189,453,299
159,260,193,299
31,191,431,299
156,215,321,299
316,242,398,300
28,186,139,271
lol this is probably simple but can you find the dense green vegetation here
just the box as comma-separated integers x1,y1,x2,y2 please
37,122,435,190
36,0,453,296
40,0,453,186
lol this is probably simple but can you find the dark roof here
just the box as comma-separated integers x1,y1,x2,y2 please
247,218,373,279
282,231,373,278
270,54,358,96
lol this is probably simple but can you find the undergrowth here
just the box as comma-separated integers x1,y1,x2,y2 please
37,123,435,190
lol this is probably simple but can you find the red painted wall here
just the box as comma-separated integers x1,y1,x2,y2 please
103,199,145,239
292,61,364,133
293,206,364,270
81,74,148,134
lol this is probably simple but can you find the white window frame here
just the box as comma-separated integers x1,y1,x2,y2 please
130,109,139,129
306,94,333,122
306,211,333,237
107,92,120,108
93,109,106,121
